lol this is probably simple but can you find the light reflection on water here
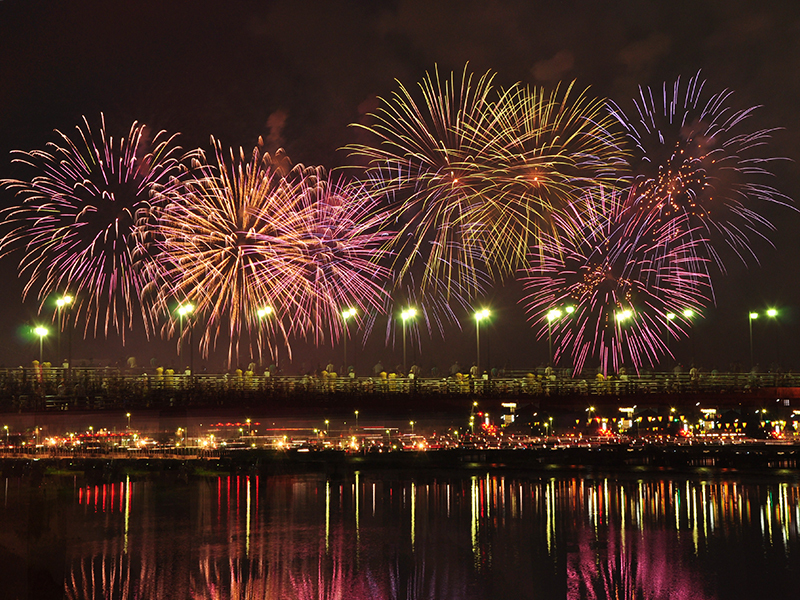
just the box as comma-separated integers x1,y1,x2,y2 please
3,471,800,598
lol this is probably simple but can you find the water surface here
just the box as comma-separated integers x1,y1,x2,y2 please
2,470,799,599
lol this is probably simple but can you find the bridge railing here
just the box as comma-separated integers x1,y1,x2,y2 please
0,365,794,411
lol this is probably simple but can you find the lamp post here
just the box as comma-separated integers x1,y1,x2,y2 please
178,303,195,379
749,312,759,368
400,307,417,374
767,308,779,368
474,308,490,377
614,310,633,370
342,308,357,374
682,309,696,363
546,309,562,366
257,306,274,368
355,410,359,431
665,312,676,360
34,326,48,364
56,294,72,372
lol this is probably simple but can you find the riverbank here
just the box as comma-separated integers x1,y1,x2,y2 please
4,442,800,482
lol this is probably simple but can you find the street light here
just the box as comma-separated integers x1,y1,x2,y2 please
177,303,195,377
546,309,562,366
257,306,274,368
682,309,697,363
126,412,131,430
665,312,676,359
766,308,779,367
474,308,490,377
34,326,48,364
354,410,359,431
56,294,73,372
342,307,357,374
400,307,417,373
749,312,759,368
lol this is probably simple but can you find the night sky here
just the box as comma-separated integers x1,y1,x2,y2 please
1,0,799,374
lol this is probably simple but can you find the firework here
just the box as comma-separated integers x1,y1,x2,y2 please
348,66,499,300
151,138,296,364
348,65,627,301
275,172,394,345
521,187,711,375
610,71,791,271
152,139,392,362
0,114,190,339
470,79,628,270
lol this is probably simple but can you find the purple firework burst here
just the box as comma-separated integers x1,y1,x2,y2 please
0,114,191,339
610,71,791,272
521,187,711,375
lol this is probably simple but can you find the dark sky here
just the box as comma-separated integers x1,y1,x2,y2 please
1,0,799,374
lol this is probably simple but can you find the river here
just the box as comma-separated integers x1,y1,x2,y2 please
1,469,798,599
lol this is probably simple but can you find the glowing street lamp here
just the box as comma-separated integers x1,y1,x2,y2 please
400,307,417,373
257,306,274,368
615,309,633,323
682,309,697,363
665,312,676,358
474,308,491,376
766,308,780,367
546,308,562,366
177,303,195,377
749,311,759,368
56,294,73,372
342,308,357,374
34,326,48,364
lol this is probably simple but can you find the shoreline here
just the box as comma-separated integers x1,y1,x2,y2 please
4,443,800,482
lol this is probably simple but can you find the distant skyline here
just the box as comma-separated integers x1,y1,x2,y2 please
0,0,799,373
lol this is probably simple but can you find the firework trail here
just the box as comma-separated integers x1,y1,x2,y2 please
275,172,394,345
151,138,298,364
610,71,791,272
521,187,711,375
0,114,191,340
348,65,627,302
470,79,628,271
152,139,392,362
348,66,500,300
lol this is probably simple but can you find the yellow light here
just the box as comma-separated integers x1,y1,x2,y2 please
401,307,417,321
